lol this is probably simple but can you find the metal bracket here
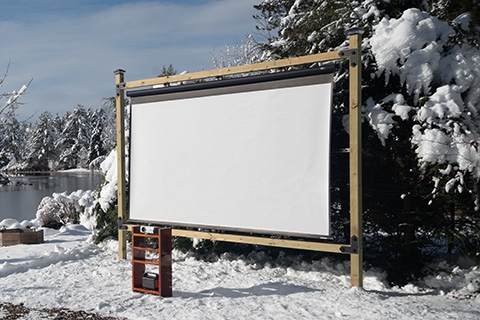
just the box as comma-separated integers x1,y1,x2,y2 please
116,82,126,96
332,148,350,154
340,235,359,254
338,49,358,68
118,217,128,231
345,27,364,37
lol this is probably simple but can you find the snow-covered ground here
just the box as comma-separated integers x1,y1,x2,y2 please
0,223,479,319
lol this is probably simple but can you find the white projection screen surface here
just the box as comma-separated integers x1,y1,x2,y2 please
128,69,333,237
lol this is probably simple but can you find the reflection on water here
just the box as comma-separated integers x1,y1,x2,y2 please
0,171,103,222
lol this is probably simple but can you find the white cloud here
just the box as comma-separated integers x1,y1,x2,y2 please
0,0,258,120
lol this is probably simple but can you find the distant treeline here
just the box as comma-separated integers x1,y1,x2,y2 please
0,101,117,172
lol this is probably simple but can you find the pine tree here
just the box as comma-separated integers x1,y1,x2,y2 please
158,64,177,77
24,111,56,171
88,108,106,165
99,97,117,152
56,105,92,169
0,107,25,170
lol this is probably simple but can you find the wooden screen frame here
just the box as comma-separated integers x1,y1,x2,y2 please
115,29,363,287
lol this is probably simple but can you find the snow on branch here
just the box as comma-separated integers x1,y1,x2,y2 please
370,9,454,104
366,8,480,197
0,78,32,115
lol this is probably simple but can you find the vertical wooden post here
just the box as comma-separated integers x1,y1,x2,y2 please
347,29,363,287
115,69,127,260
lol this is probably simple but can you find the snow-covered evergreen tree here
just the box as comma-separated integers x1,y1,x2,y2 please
253,0,480,282
56,105,92,169
99,98,117,154
88,108,106,165
23,111,56,171
0,102,115,172
0,107,26,170
212,34,262,69
0,64,30,171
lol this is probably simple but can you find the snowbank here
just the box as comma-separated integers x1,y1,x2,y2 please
0,218,38,230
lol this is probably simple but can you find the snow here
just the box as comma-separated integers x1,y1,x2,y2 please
365,7,480,199
35,189,98,231
364,97,395,146
416,85,465,125
438,45,480,115
0,218,27,230
413,84,480,177
383,93,411,120
453,12,471,31
370,9,453,103
98,149,118,212
0,220,479,319
356,3,381,22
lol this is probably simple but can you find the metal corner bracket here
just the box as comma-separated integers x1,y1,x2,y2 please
340,235,359,254
116,82,126,96
338,49,358,68
118,217,128,231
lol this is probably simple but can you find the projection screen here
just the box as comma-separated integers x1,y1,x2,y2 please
128,68,334,237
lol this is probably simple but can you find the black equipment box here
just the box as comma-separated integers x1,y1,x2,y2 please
142,272,159,290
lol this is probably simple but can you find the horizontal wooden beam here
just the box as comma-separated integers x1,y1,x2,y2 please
124,51,342,90
171,229,344,253
125,225,346,253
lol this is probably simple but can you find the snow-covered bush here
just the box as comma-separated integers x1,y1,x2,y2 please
97,149,118,213
34,149,118,234
92,149,123,243
35,190,97,230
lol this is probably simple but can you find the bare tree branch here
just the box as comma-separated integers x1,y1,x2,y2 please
0,60,11,88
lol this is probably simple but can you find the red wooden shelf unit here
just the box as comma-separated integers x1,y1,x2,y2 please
131,226,172,297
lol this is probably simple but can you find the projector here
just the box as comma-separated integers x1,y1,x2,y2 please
140,226,156,234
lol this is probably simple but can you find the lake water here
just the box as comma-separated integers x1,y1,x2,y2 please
0,171,103,222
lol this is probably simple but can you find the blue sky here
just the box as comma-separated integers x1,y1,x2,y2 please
0,0,259,120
